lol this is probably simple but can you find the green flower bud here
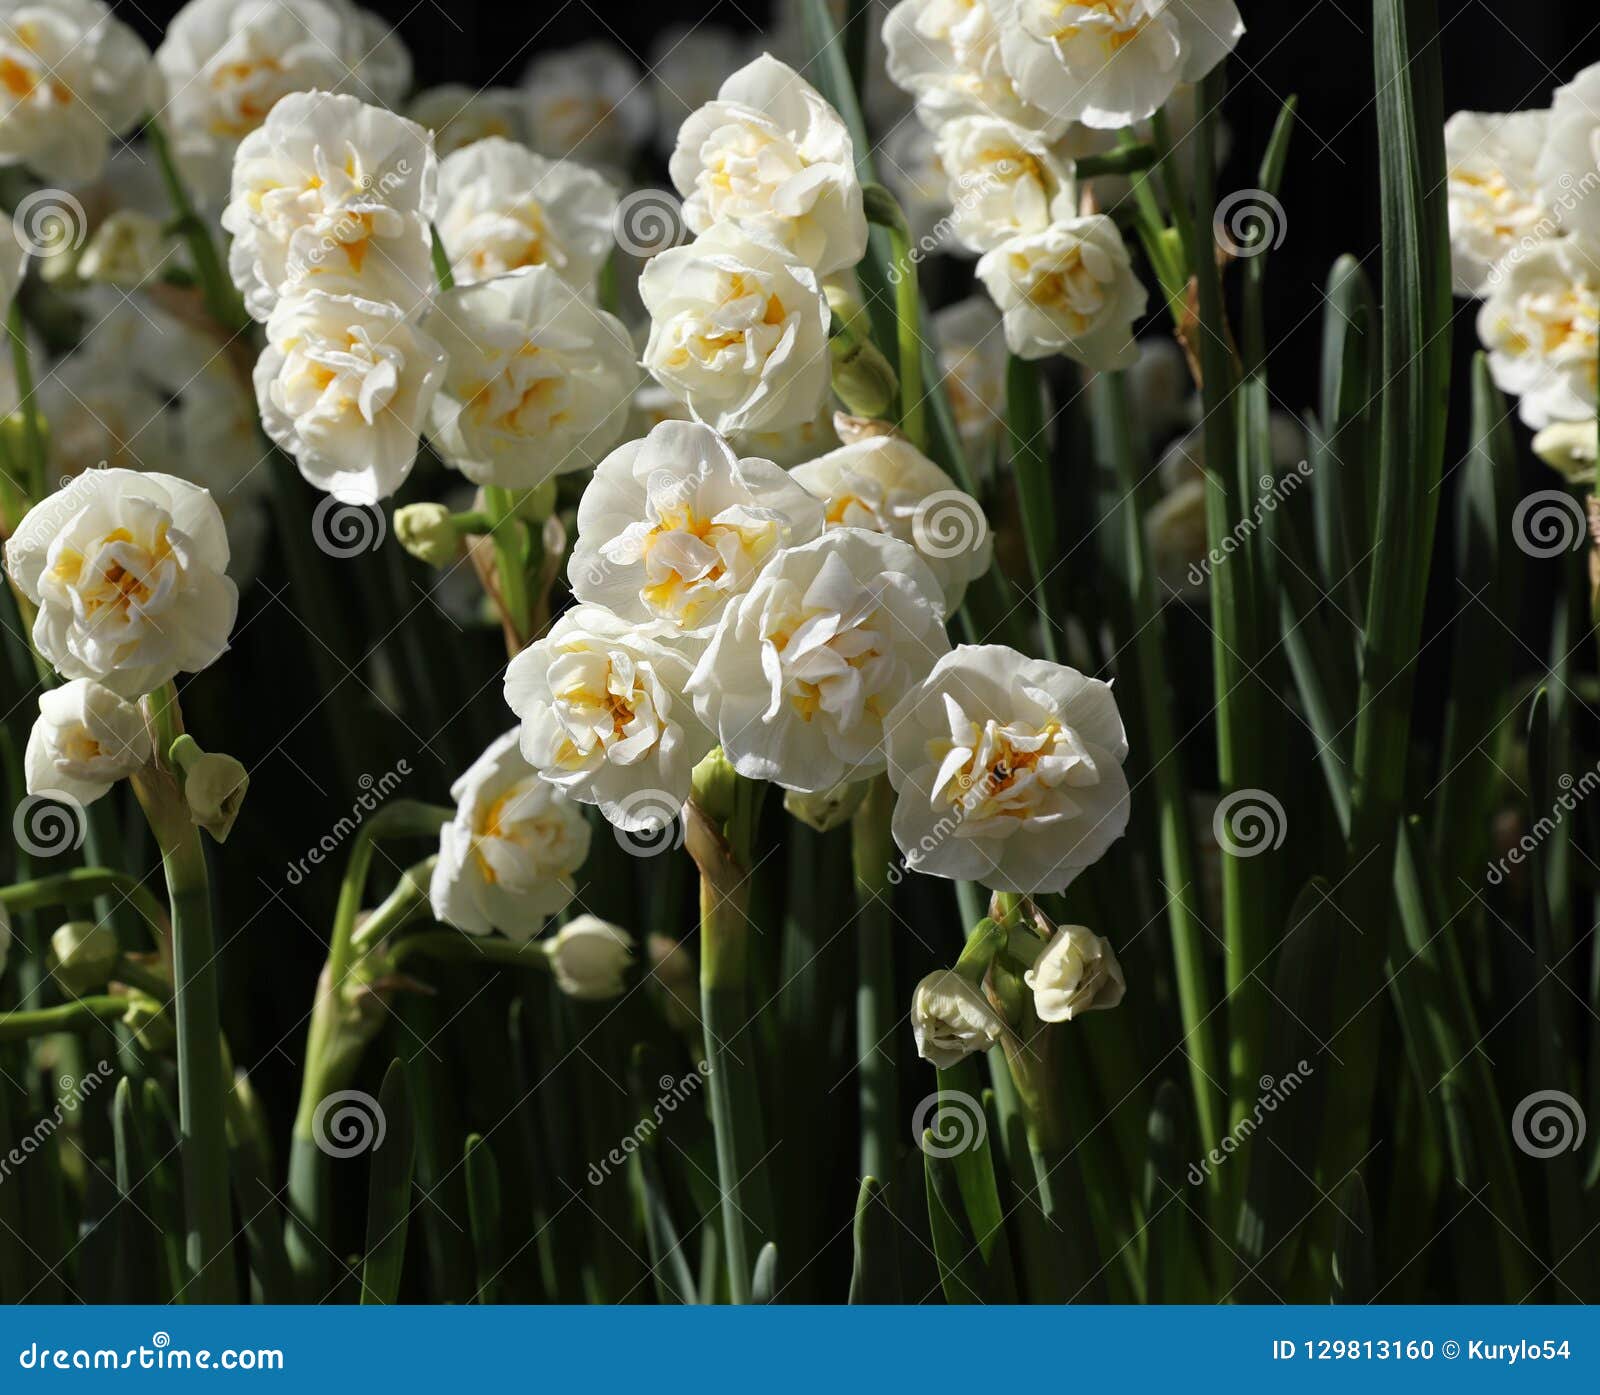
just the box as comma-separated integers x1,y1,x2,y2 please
122,993,174,1054
395,502,461,567
49,920,120,994
169,736,248,843
783,779,869,833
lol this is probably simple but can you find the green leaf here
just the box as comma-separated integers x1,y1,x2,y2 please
1141,1081,1197,1305
848,1175,903,1304
360,1060,416,1306
923,1135,992,1304
111,1077,162,1303
751,1243,779,1304
465,1133,504,1305
934,1065,1017,1296
1330,1176,1375,1303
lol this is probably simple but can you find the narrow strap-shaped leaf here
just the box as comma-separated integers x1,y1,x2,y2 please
465,1133,504,1305
360,1059,416,1306
626,1042,698,1306
1007,354,1060,660
112,1078,162,1303
1314,256,1377,611
750,1243,779,1305
1233,879,1338,1296
934,1063,1018,1295
923,1135,994,1305
140,1079,188,1299
848,1175,903,1304
1141,1081,1197,1305
1330,1176,1375,1302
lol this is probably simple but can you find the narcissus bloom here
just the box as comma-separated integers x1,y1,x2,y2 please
934,297,1008,481
1445,110,1552,296
6,469,238,697
223,90,436,322
505,604,713,829
426,267,636,489
884,645,1131,893
434,137,618,289
0,0,156,184
912,969,1005,1068
639,221,832,436
521,40,652,170
671,54,867,276
988,0,1244,130
158,0,409,203
570,420,824,637
25,679,151,806
935,115,1077,253
687,529,950,793
255,290,447,501
429,730,592,939
545,914,635,1000
883,0,1064,136
1477,238,1599,429
1535,62,1600,247
1025,922,1126,1022
791,436,993,613
977,215,1146,367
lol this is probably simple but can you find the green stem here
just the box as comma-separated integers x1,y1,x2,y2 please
886,223,926,450
1005,354,1060,661
388,930,552,976
1096,370,1222,1166
7,301,44,498
0,868,168,945
483,486,532,650
145,116,249,335
0,995,128,1042
852,774,896,1184
286,802,451,1296
131,684,237,1303
689,763,774,1303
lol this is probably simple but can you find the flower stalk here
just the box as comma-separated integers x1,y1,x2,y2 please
687,749,773,1303
852,773,896,1185
129,682,237,1303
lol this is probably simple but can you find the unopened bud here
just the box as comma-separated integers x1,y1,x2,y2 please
78,211,167,289
49,920,119,994
395,502,460,567
1533,420,1598,485
783,780,869,833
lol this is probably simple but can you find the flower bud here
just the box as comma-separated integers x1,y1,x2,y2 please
1532,420,1598,485
647,933,699,1034
1024,923,1125,1023
783,779,869,833
911,969,1004,1068
174,743,249,844
829,333,899,419
78,211,167,289
395,503,461,568
545,914,634,1000
50,920,120,994
122,993,174,1054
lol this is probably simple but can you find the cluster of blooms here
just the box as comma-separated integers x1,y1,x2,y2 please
880,0,1244,367
223,73,650,504
1446,63,1600,451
